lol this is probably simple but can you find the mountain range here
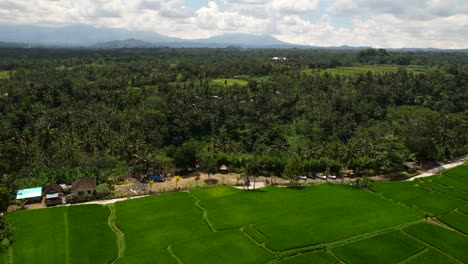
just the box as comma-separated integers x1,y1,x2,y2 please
0,24,466,51
0,24,304,48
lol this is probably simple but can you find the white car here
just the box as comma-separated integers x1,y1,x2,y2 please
327,175,337,180
317,173,327,180
298,175,307,180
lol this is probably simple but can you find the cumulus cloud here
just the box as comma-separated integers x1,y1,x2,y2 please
0,0,466,48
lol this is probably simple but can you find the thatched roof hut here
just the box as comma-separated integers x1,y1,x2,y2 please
71,177,96,195
219,165,229,174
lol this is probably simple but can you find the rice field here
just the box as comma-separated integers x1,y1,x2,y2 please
331,231,425,264
211,78,249,86
303,64,433,76
2,164,467,263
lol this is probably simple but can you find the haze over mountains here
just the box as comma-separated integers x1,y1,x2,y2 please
0,24,303,48
0,24,466,51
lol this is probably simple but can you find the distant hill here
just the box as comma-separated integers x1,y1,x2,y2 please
0,24,307,48
0,24,179,46
94,39,155,49
0,42,29,48
0,23,466,51
196,34,287,46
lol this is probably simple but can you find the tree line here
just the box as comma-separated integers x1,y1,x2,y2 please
0,47,466,192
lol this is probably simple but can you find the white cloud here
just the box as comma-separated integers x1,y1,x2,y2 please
0,0,466,48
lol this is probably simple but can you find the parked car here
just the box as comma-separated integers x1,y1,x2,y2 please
327,175,337,180
306,173,316,179
148,175,165,182
316,173,327,180
298,175,307,180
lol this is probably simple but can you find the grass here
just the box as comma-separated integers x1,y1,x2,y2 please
211,78,249,86
431,175,468,192
0,70,11,79
404,222,468,263
278,251,338,264
419,180,468,200
5,163,468,263
114,250,177,264
438,211,468,235
444,163,468,179
243,224,268,244
459,205,468,215
404,249,459,264
6,205,116,264
114,192,211,257
171,229,273,264
331,231,425,264
303,65,433,76
192,184,422,251
370,181,465,216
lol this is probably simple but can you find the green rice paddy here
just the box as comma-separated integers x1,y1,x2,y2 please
331,231,425,264
0,71,12,79
303,65,433,76
2,164,467,263
211,78,249,86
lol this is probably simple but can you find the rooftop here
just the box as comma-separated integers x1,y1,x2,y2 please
16,187,43,200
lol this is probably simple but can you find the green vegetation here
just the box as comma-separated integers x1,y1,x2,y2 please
192,185,421,251
444,164,468,179
404,249,459,264
404,222,468,263
0,48,465,193
114,250,176,264
438,211,468,235
0,46,467,263
278,251,338,264
431,175,468,192
211,78,249,86
303,64,433,76
331,231,425,264
370,182,465,216
459,205,468,215
172,229,273,264
4,169,468,264
243,224,268,244
419,180,467,200
6,205,116,264
0,71,10,79
115,192,211,256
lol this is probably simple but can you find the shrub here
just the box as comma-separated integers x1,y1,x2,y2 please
0,216,12,252
204,179,218,185
0,187,11,213
96,183,111,196
353,177,371,189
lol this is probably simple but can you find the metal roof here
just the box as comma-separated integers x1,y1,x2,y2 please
46,193,60,199
16,187,43,200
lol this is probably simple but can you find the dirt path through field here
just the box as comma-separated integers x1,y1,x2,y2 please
406,155,468,181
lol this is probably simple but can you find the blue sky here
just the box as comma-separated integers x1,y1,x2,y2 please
0,0,467,48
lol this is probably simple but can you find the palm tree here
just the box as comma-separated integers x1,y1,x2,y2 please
38,124,57,162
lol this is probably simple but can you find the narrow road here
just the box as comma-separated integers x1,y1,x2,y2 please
406,155,468,181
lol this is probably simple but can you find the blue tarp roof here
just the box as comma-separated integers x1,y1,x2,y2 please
16,187,42,200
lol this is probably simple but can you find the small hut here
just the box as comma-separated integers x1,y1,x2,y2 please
71,177,96,196
43,184,63,207
43,184,63,197
16,187,43,204
219,165,229,174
